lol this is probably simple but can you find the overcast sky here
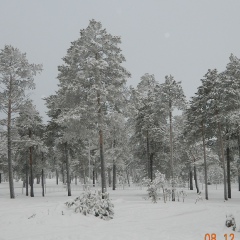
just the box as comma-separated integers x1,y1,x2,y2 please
1,0,240,122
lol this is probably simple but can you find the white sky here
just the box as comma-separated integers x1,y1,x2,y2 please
1,0,240,122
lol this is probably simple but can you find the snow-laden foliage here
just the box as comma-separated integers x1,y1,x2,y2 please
65,190,114,220
145,171,166,203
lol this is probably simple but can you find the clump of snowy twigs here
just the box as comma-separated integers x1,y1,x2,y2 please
144,171,166,203
65,190,114,220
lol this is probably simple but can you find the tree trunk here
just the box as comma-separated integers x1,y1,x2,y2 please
0,173,1,183
169,102,175,201
150,152,154,182
146,130,150,179
126,169,130,187
113,162,116,190
7,81,15,198
217,120,228,201
75,175,77,185
189,170,193,190
201,121,208,200
93,163,95,187
61,163,65,184
108,168,111,187
41,153,44,197
64,142,71,196
193,165,199,193
226,146,231,198
56,169,58,185
41,169,44,197
237,133,240,191
96,52,107,196
29,129,34,197
26,160,29,196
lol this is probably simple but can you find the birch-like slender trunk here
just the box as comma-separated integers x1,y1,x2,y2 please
201,121,208,200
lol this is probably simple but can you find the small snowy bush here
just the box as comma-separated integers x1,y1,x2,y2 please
65,190,114,220
145,171,166,203
226,214,236,231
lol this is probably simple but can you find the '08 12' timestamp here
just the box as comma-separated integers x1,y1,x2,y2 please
204,233,235,240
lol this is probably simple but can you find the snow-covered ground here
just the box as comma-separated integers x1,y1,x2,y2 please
0,180,239,240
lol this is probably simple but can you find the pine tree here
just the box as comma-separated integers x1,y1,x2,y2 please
0,45,42,198
48,20,130,195
160,75,186,201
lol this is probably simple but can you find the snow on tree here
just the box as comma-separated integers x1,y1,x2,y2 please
159,75,186,201
46,20,130,196
0,45,42,198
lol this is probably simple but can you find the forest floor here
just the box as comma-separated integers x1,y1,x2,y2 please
0,180,240,240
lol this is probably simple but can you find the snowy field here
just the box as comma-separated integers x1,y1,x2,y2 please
0,180,240,240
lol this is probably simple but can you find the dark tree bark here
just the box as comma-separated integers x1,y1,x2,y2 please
193,165,199,193
64,142,71,196
7,77,15,198
150,152,154,182
29,129,34,197
189,170,193,190
93,163,95,187
217,120,228,201
237,133,240,191
26,160,29,196
75,175,77,185
126,169,130,187
146,130,150,180
226,146,231,198
41,169,44,197
201,121,208,200
61,163,65,184
113,163,116,190
169,101,175,201
41,153,44,197
56,169,58,185
108,168,111,187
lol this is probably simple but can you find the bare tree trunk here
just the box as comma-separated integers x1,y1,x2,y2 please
0,173,1,183
93,163,95,187
126,169,130,187
217,121,228,201
201,121,208,200
29,129,34,197
237,133,240,191
61,163,65,184
108,168,111,187
146,130,150,179
7,80,15,198
41,169,44,197
41,153,44,197
56,169,58,185
26,159,29,196
226,146,231,198
150,152,154,182
193,165,199,193
189,169,193,190
64,142,71,196
113,162,116,190
169,102,175,201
